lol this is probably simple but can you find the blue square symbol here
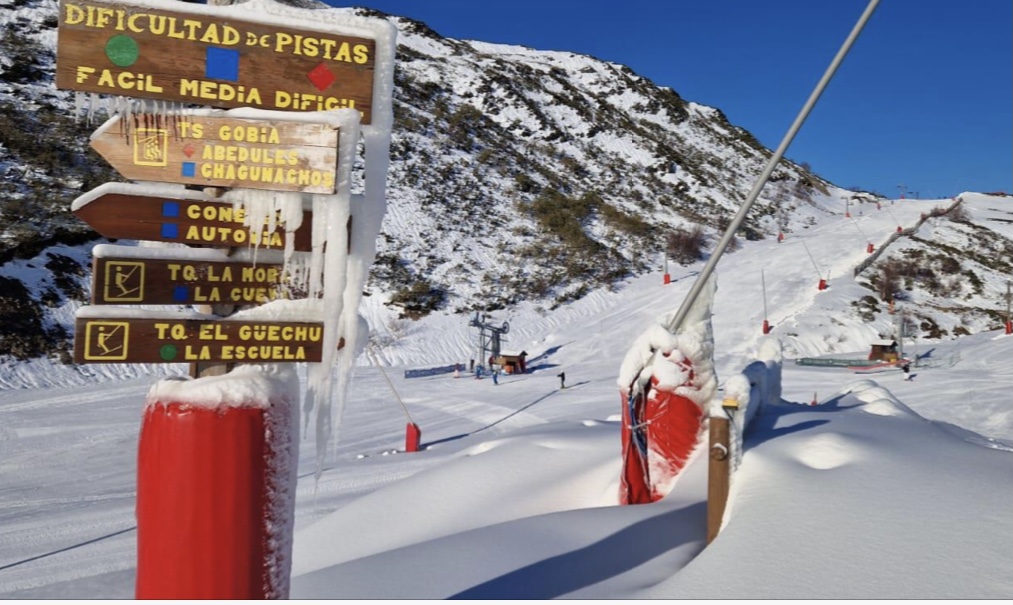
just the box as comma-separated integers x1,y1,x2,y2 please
161,223,179,239
162,201,179,217
181,162,196,177
205,47,240,82
172,286,189,302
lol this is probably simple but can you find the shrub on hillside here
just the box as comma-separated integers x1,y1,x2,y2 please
388,279,446,320
947,203,972,223
667,225,706,264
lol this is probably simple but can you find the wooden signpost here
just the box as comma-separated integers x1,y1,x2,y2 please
56,0,376,123
55,0,395,597
74,316,324,363
90,113,340,193
72,185,313,251
92,255,294,306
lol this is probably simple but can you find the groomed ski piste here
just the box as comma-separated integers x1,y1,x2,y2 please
1,193,1011,598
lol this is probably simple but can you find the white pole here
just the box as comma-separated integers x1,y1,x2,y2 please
663,0,880,333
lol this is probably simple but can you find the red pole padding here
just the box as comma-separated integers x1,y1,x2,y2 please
136,399,293,599
762,319,770,335
405,422,422,452
620,369,704,505
1006,320,1012,335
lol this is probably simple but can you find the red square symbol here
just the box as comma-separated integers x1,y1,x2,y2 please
307,63,336,92
182,143,196,158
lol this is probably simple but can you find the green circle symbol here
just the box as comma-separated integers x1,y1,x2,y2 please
105,35,140,67
159,344,178,362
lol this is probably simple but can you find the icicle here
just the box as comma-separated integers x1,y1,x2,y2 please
225,189,303,267
88,93,101,123
304,193,352,472
73,92,85,122
307,194,329,299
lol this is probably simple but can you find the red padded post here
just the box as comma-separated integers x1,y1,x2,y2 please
620,361,703,505
136,397,293,599
405,422,422,452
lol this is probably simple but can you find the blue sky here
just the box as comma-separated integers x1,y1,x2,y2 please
326,0,1011,199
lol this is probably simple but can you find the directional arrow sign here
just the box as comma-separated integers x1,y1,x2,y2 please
56,0,376,123
90,111,340,193
74,316,325,364
72,184,313,251
92,252,297,306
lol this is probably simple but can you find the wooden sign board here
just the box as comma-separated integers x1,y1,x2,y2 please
74,316,324,363
90,113,339,193
56,0,375,123
92,256,299,306
73,190,313,251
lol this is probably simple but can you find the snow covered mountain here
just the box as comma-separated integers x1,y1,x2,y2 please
0,0,1010,380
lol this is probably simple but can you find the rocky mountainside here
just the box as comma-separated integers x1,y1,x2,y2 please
0,0,1009,369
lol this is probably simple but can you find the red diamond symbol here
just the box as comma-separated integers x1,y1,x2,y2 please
182,144,196,158
307,62,336,92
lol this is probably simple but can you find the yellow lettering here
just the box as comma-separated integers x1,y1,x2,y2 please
179,79,200,99
154,323,170,339
199,23,220,45
222,26,239,46
335,42,351,63
275,32,293,53
127,13,144,33
184,345,210,360
95,7,114,28
65,3,84,25
353,44,369,64
75,65,95,84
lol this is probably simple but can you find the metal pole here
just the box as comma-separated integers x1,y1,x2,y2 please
368,350,415,424
663,0,880,334
801,240,823,280
898,309,905,361
850,216,872,245
761,268,768,320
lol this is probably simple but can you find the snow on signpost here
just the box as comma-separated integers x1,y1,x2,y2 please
72,183,314,252
56,0,376,122
88,109,343,194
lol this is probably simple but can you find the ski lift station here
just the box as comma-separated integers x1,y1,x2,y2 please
868,339,900,362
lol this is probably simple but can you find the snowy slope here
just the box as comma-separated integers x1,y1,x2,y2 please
1,279,1009,598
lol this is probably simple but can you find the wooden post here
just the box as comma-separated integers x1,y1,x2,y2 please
707,414,730,544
